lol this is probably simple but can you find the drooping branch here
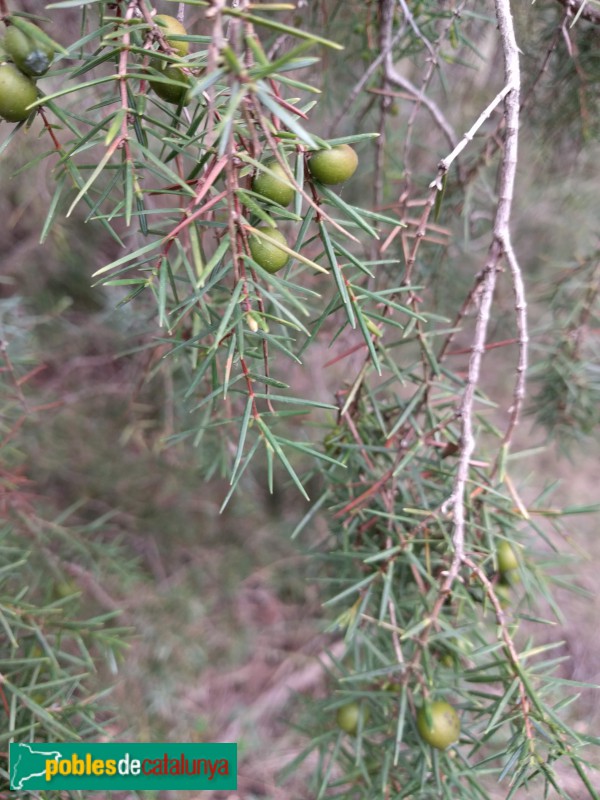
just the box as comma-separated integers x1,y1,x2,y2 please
498,239,528,455
442,0,522,580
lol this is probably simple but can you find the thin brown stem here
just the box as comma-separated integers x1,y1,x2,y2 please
555,0,600,25
464,557,535,744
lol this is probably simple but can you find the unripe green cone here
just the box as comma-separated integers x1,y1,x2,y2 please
5,25,54,77
252,159,294,206
0,63,38,121
336,701,369,736
417,701,460,750
149,65,191,106
248,227,289,274
154,14,189,57
308,144,358,185
497,541,519,575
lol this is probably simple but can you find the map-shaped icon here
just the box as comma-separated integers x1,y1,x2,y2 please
10,743,62,790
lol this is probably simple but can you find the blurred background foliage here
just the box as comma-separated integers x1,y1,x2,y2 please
1,0,599,798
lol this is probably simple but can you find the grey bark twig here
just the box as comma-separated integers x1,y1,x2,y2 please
499,239,528,454
442,0,522,579
401,1,468,190
396,0,437,60
328,2,407,137
380,0,456,149
430,83,513,189
383,66,457,151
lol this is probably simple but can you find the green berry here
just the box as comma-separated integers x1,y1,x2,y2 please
248,227,289,274
417,701,460,750
497,541,519,575
154,14,189,57
4,24,54,77
336,701,369,735
0,63,38,122
149,65,191,106
308,144,358,185
252,158,295,206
